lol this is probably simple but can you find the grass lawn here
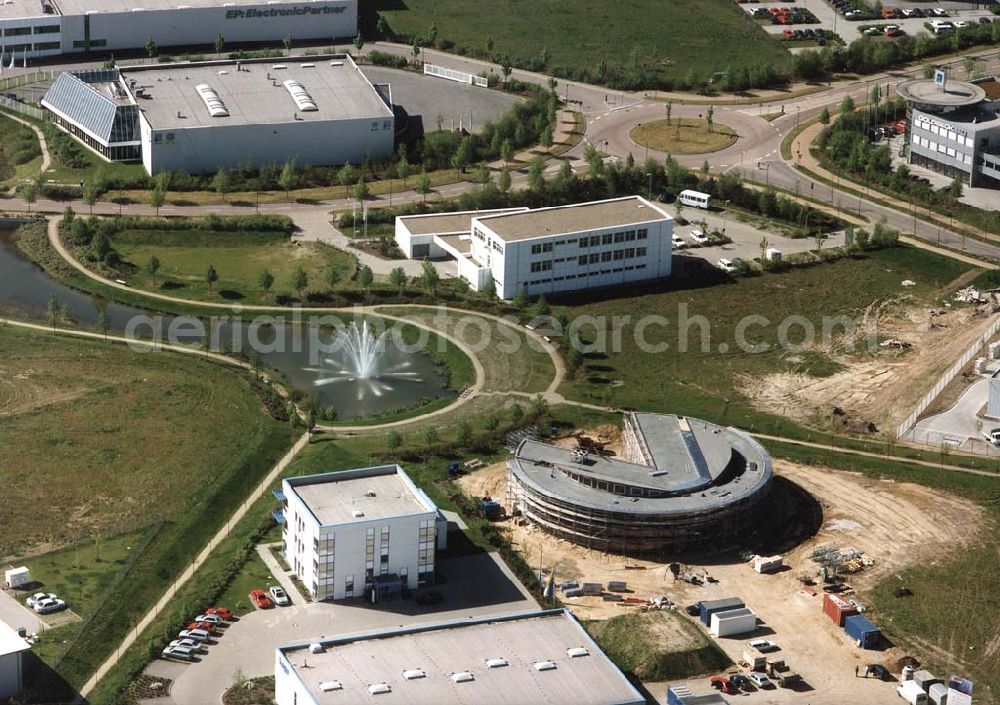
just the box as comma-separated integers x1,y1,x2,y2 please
374,0,788,86
630,118,738,155
108,229,355,305
0,113,42,186
557,246,970,438
215,550,281,617
0,325,290,693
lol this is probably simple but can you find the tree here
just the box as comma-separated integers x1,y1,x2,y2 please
814,232,827,253
500,138,514,165
566,347,583,375
396,154,411,187
665,101,673,125
291,265,308,299
483,414,500,431
145,37,158,58
512,287,528,310
353,33,364,53
948,176,964,201
18,182,36,212
205,264,219,295
497,167,512,194
527,156,545,191
510,404,524,423
353,177,369,202
547,76,558,94
337,163,356,198
706,105,714,134
149,186,165,215
456,420,472,445
97,308,109,341
63,206,75,227
306,408,317,435
423,427,439,447
47,296,59,330
90,232,111,261
82,181,98,214
214,34,225,58
923,64,935,80
532,295,551,318
818,107,831,125
325,266,340,292
420,259,440,295
839,95,855,114
451,137,473,172
358,265,374,291
480,278,497,300
476,163,492,191
415,171,431,202
377,14,388,37
540,126,553,151
211,168,233,203
386,430,402,455
283,33,293,56
258,268,275,298
411,39,421,65
388,266,407,294
499,57,513,85
278,159,299,201
146,255,161,284
583,142,603,177
486,36,494,52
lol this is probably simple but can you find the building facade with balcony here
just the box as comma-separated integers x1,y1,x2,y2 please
275,465,446,602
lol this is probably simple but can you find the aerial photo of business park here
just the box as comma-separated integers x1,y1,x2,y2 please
0,0,998,703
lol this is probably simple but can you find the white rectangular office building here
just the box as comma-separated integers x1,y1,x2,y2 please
274,609,646,705
394,196,673,300
277,465,445,602
0,0,356,61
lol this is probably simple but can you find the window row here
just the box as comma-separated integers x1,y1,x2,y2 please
526,263,647,286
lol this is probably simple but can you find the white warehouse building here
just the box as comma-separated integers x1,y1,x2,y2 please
0,0,356,61
394,196,673,300
0,621,30,700
276,465,446,602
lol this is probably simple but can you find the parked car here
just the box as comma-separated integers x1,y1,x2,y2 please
729,674,751,691
204,607,233,621
866,663,892,680
249,589,272,609
885,24,903,36
689,230,709,244
980,15,994,23
685,603,702,616
34,598,66,615
162,645,196,661
953,19,969,28
717,258,737,273
178,628,212,643
710,675,737,694
25,592,56,608
671,234,688,249
748,639,780,653
931,7,949,17
864,25,883,35
747,672,774,688
186,621,217,634
268,586,291,607
169,638,202,651
194,614,225,626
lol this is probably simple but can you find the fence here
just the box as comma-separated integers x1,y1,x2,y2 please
424,63,488,88
0,70,54,122
896,314,1000,440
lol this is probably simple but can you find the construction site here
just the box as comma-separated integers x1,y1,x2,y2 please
458,425,985,704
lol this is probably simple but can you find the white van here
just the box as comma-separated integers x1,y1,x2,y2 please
930,19,954,32
678,189,712,209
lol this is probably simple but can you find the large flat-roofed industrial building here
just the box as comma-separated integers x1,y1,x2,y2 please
394,196,673,300
897,75,1000,188
0,621,30,700
507,412,773,554
42,55,394,174
276,465,446,602
0,0,355,61
274,609,646,705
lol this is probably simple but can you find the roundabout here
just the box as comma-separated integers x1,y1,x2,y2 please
630,117,738,155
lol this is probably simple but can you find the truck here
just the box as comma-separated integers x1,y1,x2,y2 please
766,659,801,687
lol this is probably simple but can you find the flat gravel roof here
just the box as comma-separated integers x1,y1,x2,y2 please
126,56,391,129
476,196,671,243
399,209,526,236
286,466,433,526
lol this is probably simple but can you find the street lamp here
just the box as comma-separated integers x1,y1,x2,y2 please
722,200,731,232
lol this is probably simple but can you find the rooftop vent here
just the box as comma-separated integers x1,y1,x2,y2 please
403,669,426,680
218,70,229,75
351,509,365,518
330,60,344,66
567,647,589,658
300,63,315,68
272,64,288,70
365,490,376,497
451,671,475,683
309,643,325,654
368,683,391,695
319,681,342,692
283,79,317,112
195,83,229,117
485,658,508,669
534,661,557,672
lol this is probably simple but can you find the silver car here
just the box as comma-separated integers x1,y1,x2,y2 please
268,586,291,607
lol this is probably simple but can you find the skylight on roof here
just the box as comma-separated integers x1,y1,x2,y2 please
403,669,426,680
283,79,317,112
485,658,508,668
451,671,474,683
195,83,228,118
318,681,342,692
567,647,589,658
368,683,391,695
534,661,557,672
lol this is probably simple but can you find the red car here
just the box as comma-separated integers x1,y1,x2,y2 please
186,621,217,634
249,589,272,609
205,607,233,621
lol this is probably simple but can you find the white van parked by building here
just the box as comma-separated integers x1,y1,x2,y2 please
678,189,712,209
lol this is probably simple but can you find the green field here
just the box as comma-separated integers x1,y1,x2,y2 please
0,325,290,694
108,229,355,305
557,246,970,437
373,0,789,86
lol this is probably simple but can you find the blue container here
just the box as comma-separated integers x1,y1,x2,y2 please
844,614,880,649
698,597,745,625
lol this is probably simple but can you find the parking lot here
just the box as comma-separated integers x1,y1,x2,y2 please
0,587,78,635
145,549,538,705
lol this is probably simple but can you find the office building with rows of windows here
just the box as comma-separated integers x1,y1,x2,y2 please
897,76,1000,188
275,465,446,602
394,196,673,300
0,0,356,61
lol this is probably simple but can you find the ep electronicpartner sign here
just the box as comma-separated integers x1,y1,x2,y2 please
226,5,346,19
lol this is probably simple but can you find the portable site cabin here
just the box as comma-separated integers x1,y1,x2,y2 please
844,614,880,649
743,649,767,671
710,607,757,637
753,555,783,574
3,568,29,590
823,593,858,627
678,189,712,209
928,683,948,705
899,681,929,705
699,598,745,626
914,671,942,692
666,685,729,705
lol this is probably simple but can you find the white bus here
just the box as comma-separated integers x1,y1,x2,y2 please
678,189,712,209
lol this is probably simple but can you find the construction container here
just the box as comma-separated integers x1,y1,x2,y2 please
753,555,783,574
823,593,858,627
844,614,880,649
4,567,29,589
902,665,915,681
990,341,1000,360
581,582,603,596
607,581,628,592
898,681,929,705
928,683,948,705
743,649,767,671
914,671,941,693
710,607,757,637
975,357,988,374
699,597,745,625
